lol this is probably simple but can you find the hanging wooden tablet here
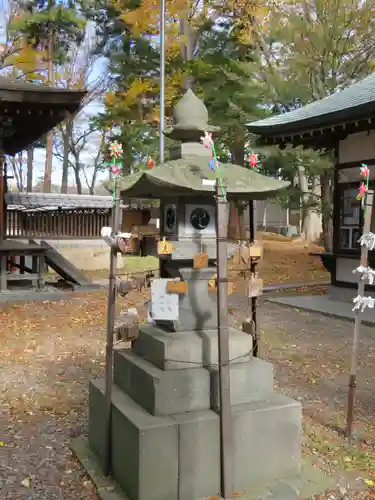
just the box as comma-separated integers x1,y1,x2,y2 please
207,278,235,295
167,280,188,294
227,281,235,295
157,237,173,255
208,277,217,291
193,252,209,269
246,273,263,298
248,242,263,260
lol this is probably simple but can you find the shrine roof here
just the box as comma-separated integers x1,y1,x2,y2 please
118,157,289,200
0,77,86,154
5,192,156,210
246,73,375,141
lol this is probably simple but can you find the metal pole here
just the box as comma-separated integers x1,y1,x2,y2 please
249,200,259,356
346,189,374,442
0,141,4,243
215,179,234,499
103,184,121,476
159,0,166,165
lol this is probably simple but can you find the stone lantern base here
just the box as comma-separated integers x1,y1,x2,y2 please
86,324,302,500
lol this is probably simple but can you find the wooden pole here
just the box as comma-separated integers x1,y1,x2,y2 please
346,189,374,442
103,184,121,476
215,179,234,499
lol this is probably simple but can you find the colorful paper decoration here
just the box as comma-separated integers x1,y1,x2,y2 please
247,152,259,168
200,131,225,199
147,157,155,169
108,141,123,200
201,131,214,149
109,141,123,159
356,163,370,215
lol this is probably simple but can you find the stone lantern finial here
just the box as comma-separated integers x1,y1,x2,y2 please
164,88,220,143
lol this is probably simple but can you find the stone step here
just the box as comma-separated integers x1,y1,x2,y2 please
133,323,253,371
88,378,179,500
113,349,211,416
89,379,302,500
233,394,301,492
210,357,274,410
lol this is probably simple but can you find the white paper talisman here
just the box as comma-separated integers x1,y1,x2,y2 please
151,279,179,321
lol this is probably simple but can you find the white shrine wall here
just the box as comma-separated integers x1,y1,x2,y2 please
336,131,375,287
338,130,375,163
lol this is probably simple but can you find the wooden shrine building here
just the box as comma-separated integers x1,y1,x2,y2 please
247,73,375,296
0,77,86,296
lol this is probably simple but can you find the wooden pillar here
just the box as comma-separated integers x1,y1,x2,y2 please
0,146,4,243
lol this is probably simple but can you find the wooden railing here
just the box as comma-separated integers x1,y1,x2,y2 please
6,208,112,239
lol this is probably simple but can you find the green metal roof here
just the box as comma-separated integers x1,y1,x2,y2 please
246,73,375,137
118,157,289,201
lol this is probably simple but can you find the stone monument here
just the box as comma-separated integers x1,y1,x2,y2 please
87,90,302,500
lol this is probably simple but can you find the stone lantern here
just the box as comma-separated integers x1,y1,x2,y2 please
118,89,289,332
85,90,306,500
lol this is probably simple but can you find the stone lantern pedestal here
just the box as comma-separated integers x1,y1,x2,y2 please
89,323,301,500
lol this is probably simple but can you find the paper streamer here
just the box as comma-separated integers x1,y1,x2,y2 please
353,294,375,312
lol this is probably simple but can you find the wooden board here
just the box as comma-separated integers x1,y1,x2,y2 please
167,281,188,294
193,253,209,269
246,277,263,298
157,239,173,255
249,243,263,259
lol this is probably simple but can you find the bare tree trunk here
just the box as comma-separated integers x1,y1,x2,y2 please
72,152,82,194
10,158,22,192
180,11,194,88
74,167,82,194
320,170,333,251
61,120,72,194
27,145,33,192
298,164,322,242
89,167,99,195
43,30,54,193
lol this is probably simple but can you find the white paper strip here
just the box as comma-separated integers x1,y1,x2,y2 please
352,294,375,312
353,265,375,284
358,232,375,250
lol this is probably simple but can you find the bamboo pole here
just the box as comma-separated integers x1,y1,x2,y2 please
103,184,121,476
215,179,234,499
346,189,374,442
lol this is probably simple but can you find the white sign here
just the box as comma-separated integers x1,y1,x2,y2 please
151,279,179,321
201,179,215,186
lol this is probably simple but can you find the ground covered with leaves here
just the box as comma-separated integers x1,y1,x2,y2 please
2,240,367,500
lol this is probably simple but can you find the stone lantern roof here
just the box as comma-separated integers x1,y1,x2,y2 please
163,89,220,142
119,89,289,200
